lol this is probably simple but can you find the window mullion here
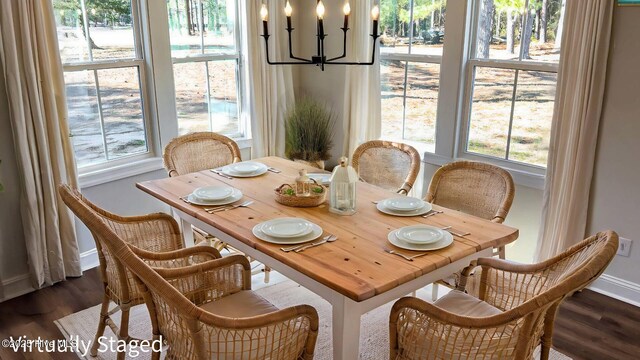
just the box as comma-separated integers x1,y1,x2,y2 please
92,69,109,161
131,0,144,59
505,69,520,160
205,61,213,131
401,61,410,140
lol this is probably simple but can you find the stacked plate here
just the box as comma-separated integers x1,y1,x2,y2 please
220,161,269,178
377,196,433,217
253,218,323,245
388,225,454,251
187,185,243,206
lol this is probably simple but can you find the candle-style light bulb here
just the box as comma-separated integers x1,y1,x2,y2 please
316,1,326,19
260,4,269,21
343,2,351,16
285,1,293,17
342,2,351,29
371,5,380,21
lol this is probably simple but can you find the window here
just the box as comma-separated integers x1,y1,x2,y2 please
54,0,150,169
461,0,564,169
167,0,243,136
379,0,448,152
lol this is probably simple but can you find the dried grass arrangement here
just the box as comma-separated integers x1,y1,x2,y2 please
285,98,335,164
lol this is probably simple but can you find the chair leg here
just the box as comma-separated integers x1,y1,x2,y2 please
117,305,132,360
431,283,439,302
150,334,162,360
264,265,271,283
541,303,561,360
90,294,111,357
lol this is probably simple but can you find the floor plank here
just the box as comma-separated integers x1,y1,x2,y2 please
1,268,639,359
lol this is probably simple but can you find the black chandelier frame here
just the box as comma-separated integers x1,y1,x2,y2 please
261,0,381,71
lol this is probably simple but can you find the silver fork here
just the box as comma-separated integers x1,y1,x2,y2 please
268,167,281,173
280,234,333,252
440,226,470,237
384,249,429,261
206,200,254,213
211,168,233,179
422,210,444,218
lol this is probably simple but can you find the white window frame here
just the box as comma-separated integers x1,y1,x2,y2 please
380,0,443,152
72,0,252,187
61,0,156,175
456,0,558,182
168,0,247,139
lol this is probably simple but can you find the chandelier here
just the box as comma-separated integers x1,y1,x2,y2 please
260,1,381,71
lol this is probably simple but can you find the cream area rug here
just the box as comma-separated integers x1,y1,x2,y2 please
56,280,571,359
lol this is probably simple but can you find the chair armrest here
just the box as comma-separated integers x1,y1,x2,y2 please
389,297,530,359
458,257,556,311
132,246,221,268
196,304,319,360
154,255,251,305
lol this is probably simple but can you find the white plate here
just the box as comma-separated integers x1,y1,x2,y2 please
252,223,323,245
187,188,243,206
383,197,425,212
308,173,332,186
220,162,268,178
387,230,454,251
260,218,314,238
193,185,234,201
376,202,433,217
229,162,264,174
396,225,445,245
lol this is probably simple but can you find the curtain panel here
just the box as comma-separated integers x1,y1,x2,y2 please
244,0,296,158
0,0,81,287
535,0,614,261
342,0,382,159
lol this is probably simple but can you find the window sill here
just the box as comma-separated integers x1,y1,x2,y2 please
78,139,253,189
422,152,546,190
79,157,165,189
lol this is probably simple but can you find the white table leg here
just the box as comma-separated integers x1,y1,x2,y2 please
432,283,439,302
332,296,361,360
180,217,195,247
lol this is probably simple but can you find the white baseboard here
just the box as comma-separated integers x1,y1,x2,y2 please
589,273,640,307
0,273,34,302
0,249,99,302
80,248,99,271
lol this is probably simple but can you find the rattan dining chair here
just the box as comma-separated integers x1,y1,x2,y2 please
426,161,515,258
62,184,320,360
163,131,242,177
352,140,421,195
389,231,618,360
58,184,222,360
163,132,272,282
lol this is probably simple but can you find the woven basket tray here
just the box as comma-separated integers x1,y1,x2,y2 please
274,182,327,207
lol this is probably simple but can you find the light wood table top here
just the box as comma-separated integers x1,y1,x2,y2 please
137,156,518,302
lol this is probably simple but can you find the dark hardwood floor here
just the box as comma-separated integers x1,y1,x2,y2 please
1,267,639,359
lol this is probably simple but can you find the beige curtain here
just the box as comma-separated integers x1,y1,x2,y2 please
0,0,82,287
535,0,614,261
342,0,381,158
244,0,295,158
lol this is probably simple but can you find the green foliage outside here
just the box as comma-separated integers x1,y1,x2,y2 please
284,98,335,163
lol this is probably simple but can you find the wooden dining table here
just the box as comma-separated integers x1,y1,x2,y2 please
136,156,519,360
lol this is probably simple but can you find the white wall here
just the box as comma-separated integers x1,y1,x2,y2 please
586,6,640,306
294,0,350,165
